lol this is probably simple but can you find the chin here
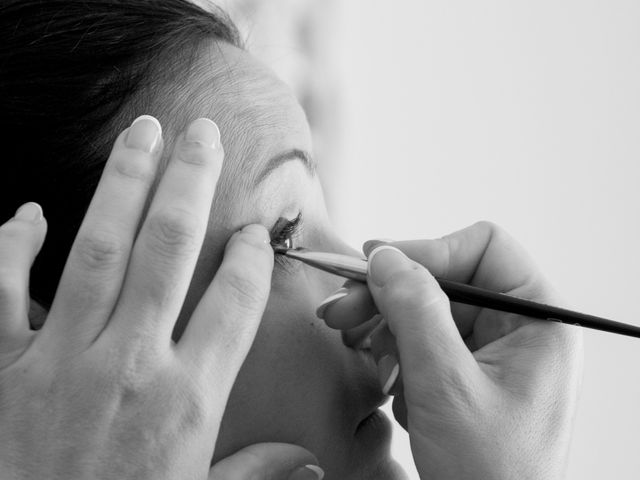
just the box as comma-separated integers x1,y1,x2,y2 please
339,409,408,480
359,458,408,480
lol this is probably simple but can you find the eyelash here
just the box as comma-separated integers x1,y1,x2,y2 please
270,212,303,268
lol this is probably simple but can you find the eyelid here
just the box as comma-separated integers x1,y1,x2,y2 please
271,213,304,273
269,212,303,247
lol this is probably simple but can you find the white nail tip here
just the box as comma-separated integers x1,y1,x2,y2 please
368,245,403,259
304,465,325,480
315,289,349,318
367,245,405,277
382,363,400,396
131,114,162,136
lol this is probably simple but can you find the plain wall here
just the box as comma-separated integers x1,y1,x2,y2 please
331,1,640,478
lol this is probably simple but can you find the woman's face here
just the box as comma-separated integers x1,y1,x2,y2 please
170,43,405,479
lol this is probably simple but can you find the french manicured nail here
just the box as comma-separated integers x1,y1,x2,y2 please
14,202,43,223
363,238,395,255
125,115,162,152
288,465,325,480
368,246,414,287
316,287,349,319
185,117,220,148
378,354,400,395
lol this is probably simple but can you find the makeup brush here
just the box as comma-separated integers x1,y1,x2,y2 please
274,246,640,339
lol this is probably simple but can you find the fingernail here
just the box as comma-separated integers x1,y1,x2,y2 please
185,117,220,148
14,202,43,223
363,238,395,255
316,287,349,319
289,465,325,480
240,224,270,245
125,115,162,152
378,354,400,395
368,246,415,287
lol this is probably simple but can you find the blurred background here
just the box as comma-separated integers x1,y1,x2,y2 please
220,1,640,478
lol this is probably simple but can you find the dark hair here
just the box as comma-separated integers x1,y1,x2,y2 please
0,0,241,308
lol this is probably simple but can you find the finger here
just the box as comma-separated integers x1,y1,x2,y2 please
46,116,163,343
364,236,484,335
0,203,46,342
208,443,322,480
367,246,479,401
318,280,378,329
364,223,556,339
178,224,273,408
365,222,548,296
341,313,383,348
369,320,403,396
369,319,394,362
109,118,222,345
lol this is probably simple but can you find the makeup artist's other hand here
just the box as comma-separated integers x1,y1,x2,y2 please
321,222,582,480
0,116,321,480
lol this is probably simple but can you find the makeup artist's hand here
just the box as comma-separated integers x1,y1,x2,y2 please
319,222,582,480
0,116,321,480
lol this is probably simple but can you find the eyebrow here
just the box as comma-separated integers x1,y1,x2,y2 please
253,149,316,187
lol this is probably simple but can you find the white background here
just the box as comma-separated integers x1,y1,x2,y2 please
329,1,640,478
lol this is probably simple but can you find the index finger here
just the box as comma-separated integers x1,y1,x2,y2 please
364,222,559,341
45,116,163,345
365,221,549,296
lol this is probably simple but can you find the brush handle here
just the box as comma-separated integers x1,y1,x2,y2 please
437,278,640,339
275,248,640,339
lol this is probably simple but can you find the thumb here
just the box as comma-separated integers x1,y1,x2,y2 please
366,246,479,399
0,203,47,344
208,443,323,480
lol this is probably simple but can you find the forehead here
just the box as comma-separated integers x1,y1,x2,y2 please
201,43,312,196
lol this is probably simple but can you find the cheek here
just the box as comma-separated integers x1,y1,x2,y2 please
210,269,351,462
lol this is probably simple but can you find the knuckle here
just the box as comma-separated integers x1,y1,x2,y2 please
381,270,447,313
473,220,500,233
228,226,270,252
176,141,213,166
0,273,22,308
74,231,126,271
523,278,559,304
383,269,427,301
96,342,160,399
0,221,34,250
145,208,201,259
472,220,509,245
226,231,272,268
174,383,210,433
101,360,209,435
0,220,22,239
110,150,155,182
221,265,269,313
548,322,584,359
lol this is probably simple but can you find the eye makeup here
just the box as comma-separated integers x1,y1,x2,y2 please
269,212,304,269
